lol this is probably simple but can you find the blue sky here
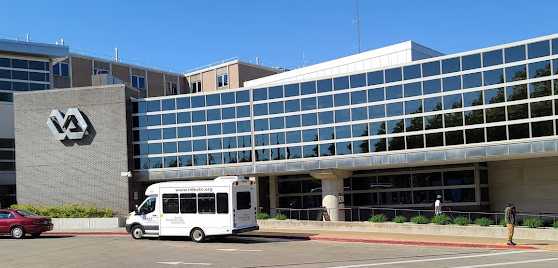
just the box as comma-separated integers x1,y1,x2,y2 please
3,0,558,73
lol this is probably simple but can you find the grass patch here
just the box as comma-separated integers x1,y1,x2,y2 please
553,221,558,229
368,214,387,223
392,215,407,223
431,214,452,225
274,213,288,220
474,217,494,227
410,215,429,224
453,216,470,226
256,212,270,220
522,217,544,228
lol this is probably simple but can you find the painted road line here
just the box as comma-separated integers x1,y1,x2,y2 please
216,248,263,252
156,262,212,266
327,250,542,268
451,257,558,268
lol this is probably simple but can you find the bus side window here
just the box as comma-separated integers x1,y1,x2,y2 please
162,194,179,214
180,193,197,214
198,193,216,213
236,192,251,210
216,193,228,214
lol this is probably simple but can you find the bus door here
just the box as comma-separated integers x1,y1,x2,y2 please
138,196,159,235
233,189,256,229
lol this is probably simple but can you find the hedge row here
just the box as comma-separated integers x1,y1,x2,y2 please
366,214,555,228
10,204,113,218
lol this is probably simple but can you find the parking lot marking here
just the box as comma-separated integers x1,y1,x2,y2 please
327,250,539,268
216,248,263,252
156,262,212,266
451,257,558,268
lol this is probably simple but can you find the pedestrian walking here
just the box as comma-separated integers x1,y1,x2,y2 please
504,203,517,246
434,195,442,215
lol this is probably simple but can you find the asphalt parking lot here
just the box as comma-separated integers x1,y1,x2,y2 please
1,235,558,268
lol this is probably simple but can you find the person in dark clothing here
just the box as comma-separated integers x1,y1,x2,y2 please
504,203,517,246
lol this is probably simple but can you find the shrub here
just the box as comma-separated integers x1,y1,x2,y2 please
453,216,470,226
274,213,287,220
256,212,270,220
393,215,407,223
368,214,387,223
10,204,112,218
411,215,429,224
522,217,544,228
553,221,558,229
431,214,452,225
474,217,494,227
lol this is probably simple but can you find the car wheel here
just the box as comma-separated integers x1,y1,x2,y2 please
190,228,205,243
11,226,25,239
131,225,144,240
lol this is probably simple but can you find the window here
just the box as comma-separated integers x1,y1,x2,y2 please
334,76,349,90
386,102,403,117
318,95,333,108
487,126,507,141
303,145,318,157
180,194,196,213
532,120,554,137
505,45,526,63
442,57,460,74
445,130,464,145
253,88,267,100
531,100,553,117
462,72,482,89
317,79,333,92
351,90,367,104
388,136,405,151
403,64,421,80
462,54,481,70
405,100,422,114
528,40,550,59
426,133,444,147
423,97,442,112
190,80,202,93
442,76,461,91
505,65,526,82
529,61,551,78
319,143,335,156
131,75,146,90
217,193,228,214
386,85,403,100
425,114,443,130
336,142,351,155
166,82,178,95
443,94,462,110
351,107,367,121
405,117,423,132
508,123,530,140
198,193,216,213
352,140,369,154
370,121,386,135
368,88,385,102
268,86,284,99
367,71,384,85
486,107,506,123
422,61,440,77
403,82,421,97
217,73,229,88
369,104,385,119
463,91,483,107
370,138,387,152
464,110,484,125
0,211,13,219
529,81,551,98
350,73,366,88
506,85,527,101
334,93,350,106
139,197,156,214
444,112,463,127
483,50,503,67
406,135,424,149
385,67,402,82
237,192,251,210
301,81,316,94
53,62,69,77
387,119,404,134
162,194,179,213
484,69,504,86
466,128,485,144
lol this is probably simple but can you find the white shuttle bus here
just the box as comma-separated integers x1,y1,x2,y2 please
125,176,258,242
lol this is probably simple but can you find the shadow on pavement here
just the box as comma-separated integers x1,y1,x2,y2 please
153,235,307,244
0,235,74,239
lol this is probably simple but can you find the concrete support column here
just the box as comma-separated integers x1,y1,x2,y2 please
269,176,278,216
310,170,352,221
249,176,259,212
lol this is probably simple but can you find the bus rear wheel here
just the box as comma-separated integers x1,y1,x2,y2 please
190,228,205,243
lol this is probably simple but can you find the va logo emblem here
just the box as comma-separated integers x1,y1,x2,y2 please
46,108,89,140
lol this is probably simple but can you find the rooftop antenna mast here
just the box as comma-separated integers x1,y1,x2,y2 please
355,0,362,53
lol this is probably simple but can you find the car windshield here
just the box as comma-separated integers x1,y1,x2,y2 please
16,210,38,217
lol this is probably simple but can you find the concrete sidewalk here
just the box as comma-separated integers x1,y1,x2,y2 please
44,227,558,251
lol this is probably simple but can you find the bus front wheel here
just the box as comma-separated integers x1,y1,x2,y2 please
190,228,205,243
131,225,144,240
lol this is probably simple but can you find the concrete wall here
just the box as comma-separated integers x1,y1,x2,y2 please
488,157,558,213
14,85,138,215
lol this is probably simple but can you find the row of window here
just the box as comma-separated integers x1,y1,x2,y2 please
250,98,555,132
135,151,252,169
133,105,251,127
251,39,558,102
137,120,554,168
0,58,49,71
0,81,49,91
162,193,229,214
134,90,250,113
0,92,12,102
134,135,252,155
133,124,252,142
0,151,15,160
0,69,50,82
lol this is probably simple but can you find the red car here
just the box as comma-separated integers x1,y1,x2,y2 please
0,209,53,239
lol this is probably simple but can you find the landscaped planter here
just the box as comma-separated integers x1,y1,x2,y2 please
51,217,122,230
257,219,558,241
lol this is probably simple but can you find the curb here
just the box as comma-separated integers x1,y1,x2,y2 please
44,231,537,250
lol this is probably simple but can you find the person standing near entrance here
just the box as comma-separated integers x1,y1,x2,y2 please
504,203,517,246
434,195,442,215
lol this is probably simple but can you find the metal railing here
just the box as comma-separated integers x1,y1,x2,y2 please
270,207,558,225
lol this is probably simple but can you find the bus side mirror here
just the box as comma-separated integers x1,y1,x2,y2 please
135,205,139,214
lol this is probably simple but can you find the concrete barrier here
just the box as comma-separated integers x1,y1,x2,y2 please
52,218,122,230
257,219,558,241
